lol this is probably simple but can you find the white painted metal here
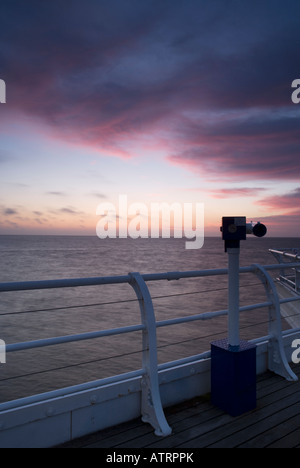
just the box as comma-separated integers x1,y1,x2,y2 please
252,263,298,381
270,249,300,294
128,272,172,437
6,324,145,354
227,248,241,350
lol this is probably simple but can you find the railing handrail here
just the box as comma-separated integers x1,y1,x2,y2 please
269,248,300,294
2,262,300,293
270,248,300,262
1,260,300,435
2,261,300,359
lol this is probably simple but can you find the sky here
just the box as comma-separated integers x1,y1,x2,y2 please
0,0,300,237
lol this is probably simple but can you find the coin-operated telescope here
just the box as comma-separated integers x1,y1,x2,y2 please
219,215,267,347
220,217,267,251
219,216,268,349
211,216,267,417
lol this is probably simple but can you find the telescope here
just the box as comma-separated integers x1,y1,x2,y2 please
220,217,267,251
246,221,267,238
211,215,266,416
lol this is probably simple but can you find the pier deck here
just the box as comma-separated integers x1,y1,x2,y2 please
59,364,300,449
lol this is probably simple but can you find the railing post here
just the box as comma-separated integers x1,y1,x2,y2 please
252,264,298,382
128,272,172,437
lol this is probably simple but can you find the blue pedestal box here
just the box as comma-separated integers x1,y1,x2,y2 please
211,339,257,416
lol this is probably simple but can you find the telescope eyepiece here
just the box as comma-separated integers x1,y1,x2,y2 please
252,222,267,238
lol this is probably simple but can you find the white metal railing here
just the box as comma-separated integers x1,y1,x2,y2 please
1,262,300,436
270,249,300,293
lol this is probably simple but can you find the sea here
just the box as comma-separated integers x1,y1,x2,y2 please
0,235,298,402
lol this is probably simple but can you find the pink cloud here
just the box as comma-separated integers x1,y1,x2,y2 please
166,115,300,182
257,188,300,211
209,187,267,199
2,0,300,182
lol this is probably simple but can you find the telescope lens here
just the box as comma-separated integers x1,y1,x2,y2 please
252,223,267,238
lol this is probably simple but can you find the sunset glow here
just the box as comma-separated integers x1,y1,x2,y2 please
1,1,300,237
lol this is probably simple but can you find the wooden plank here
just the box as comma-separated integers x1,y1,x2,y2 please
268,428,300,449
241,413,300,448
115,406,225,449
207,400,300,448
145,411,234,449
258,379,300,407
58,366,300,449
179,382,300,448
146,372,300,449
85,396,216,448
87,422,153,449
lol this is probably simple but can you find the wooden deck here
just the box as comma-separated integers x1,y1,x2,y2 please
59,364,300,449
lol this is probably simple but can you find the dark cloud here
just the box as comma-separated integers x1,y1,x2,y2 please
166,105,300,181
60,207,80,215
92,192,107,199
3,208,18,215
46,191,67,196
1,0,300,180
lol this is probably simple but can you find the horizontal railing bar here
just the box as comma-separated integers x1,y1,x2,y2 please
156,310,228,328
282,326,300,336
158,351,211,371
6,324,145,353
0,269,230,292
269,249,300,261
252,263,300,271
281,277,297,287
156,301,272,329
2,262,300,293
280,296,300,304
0,275,131,293
0,368,146,413
240,301,273,312
142,269,229,282
5,300,274,355
250,334,272,345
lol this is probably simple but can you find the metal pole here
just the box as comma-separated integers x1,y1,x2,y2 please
227,248,240,351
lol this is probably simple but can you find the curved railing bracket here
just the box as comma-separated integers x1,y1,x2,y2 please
129,272,172,437
252,264,298,382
